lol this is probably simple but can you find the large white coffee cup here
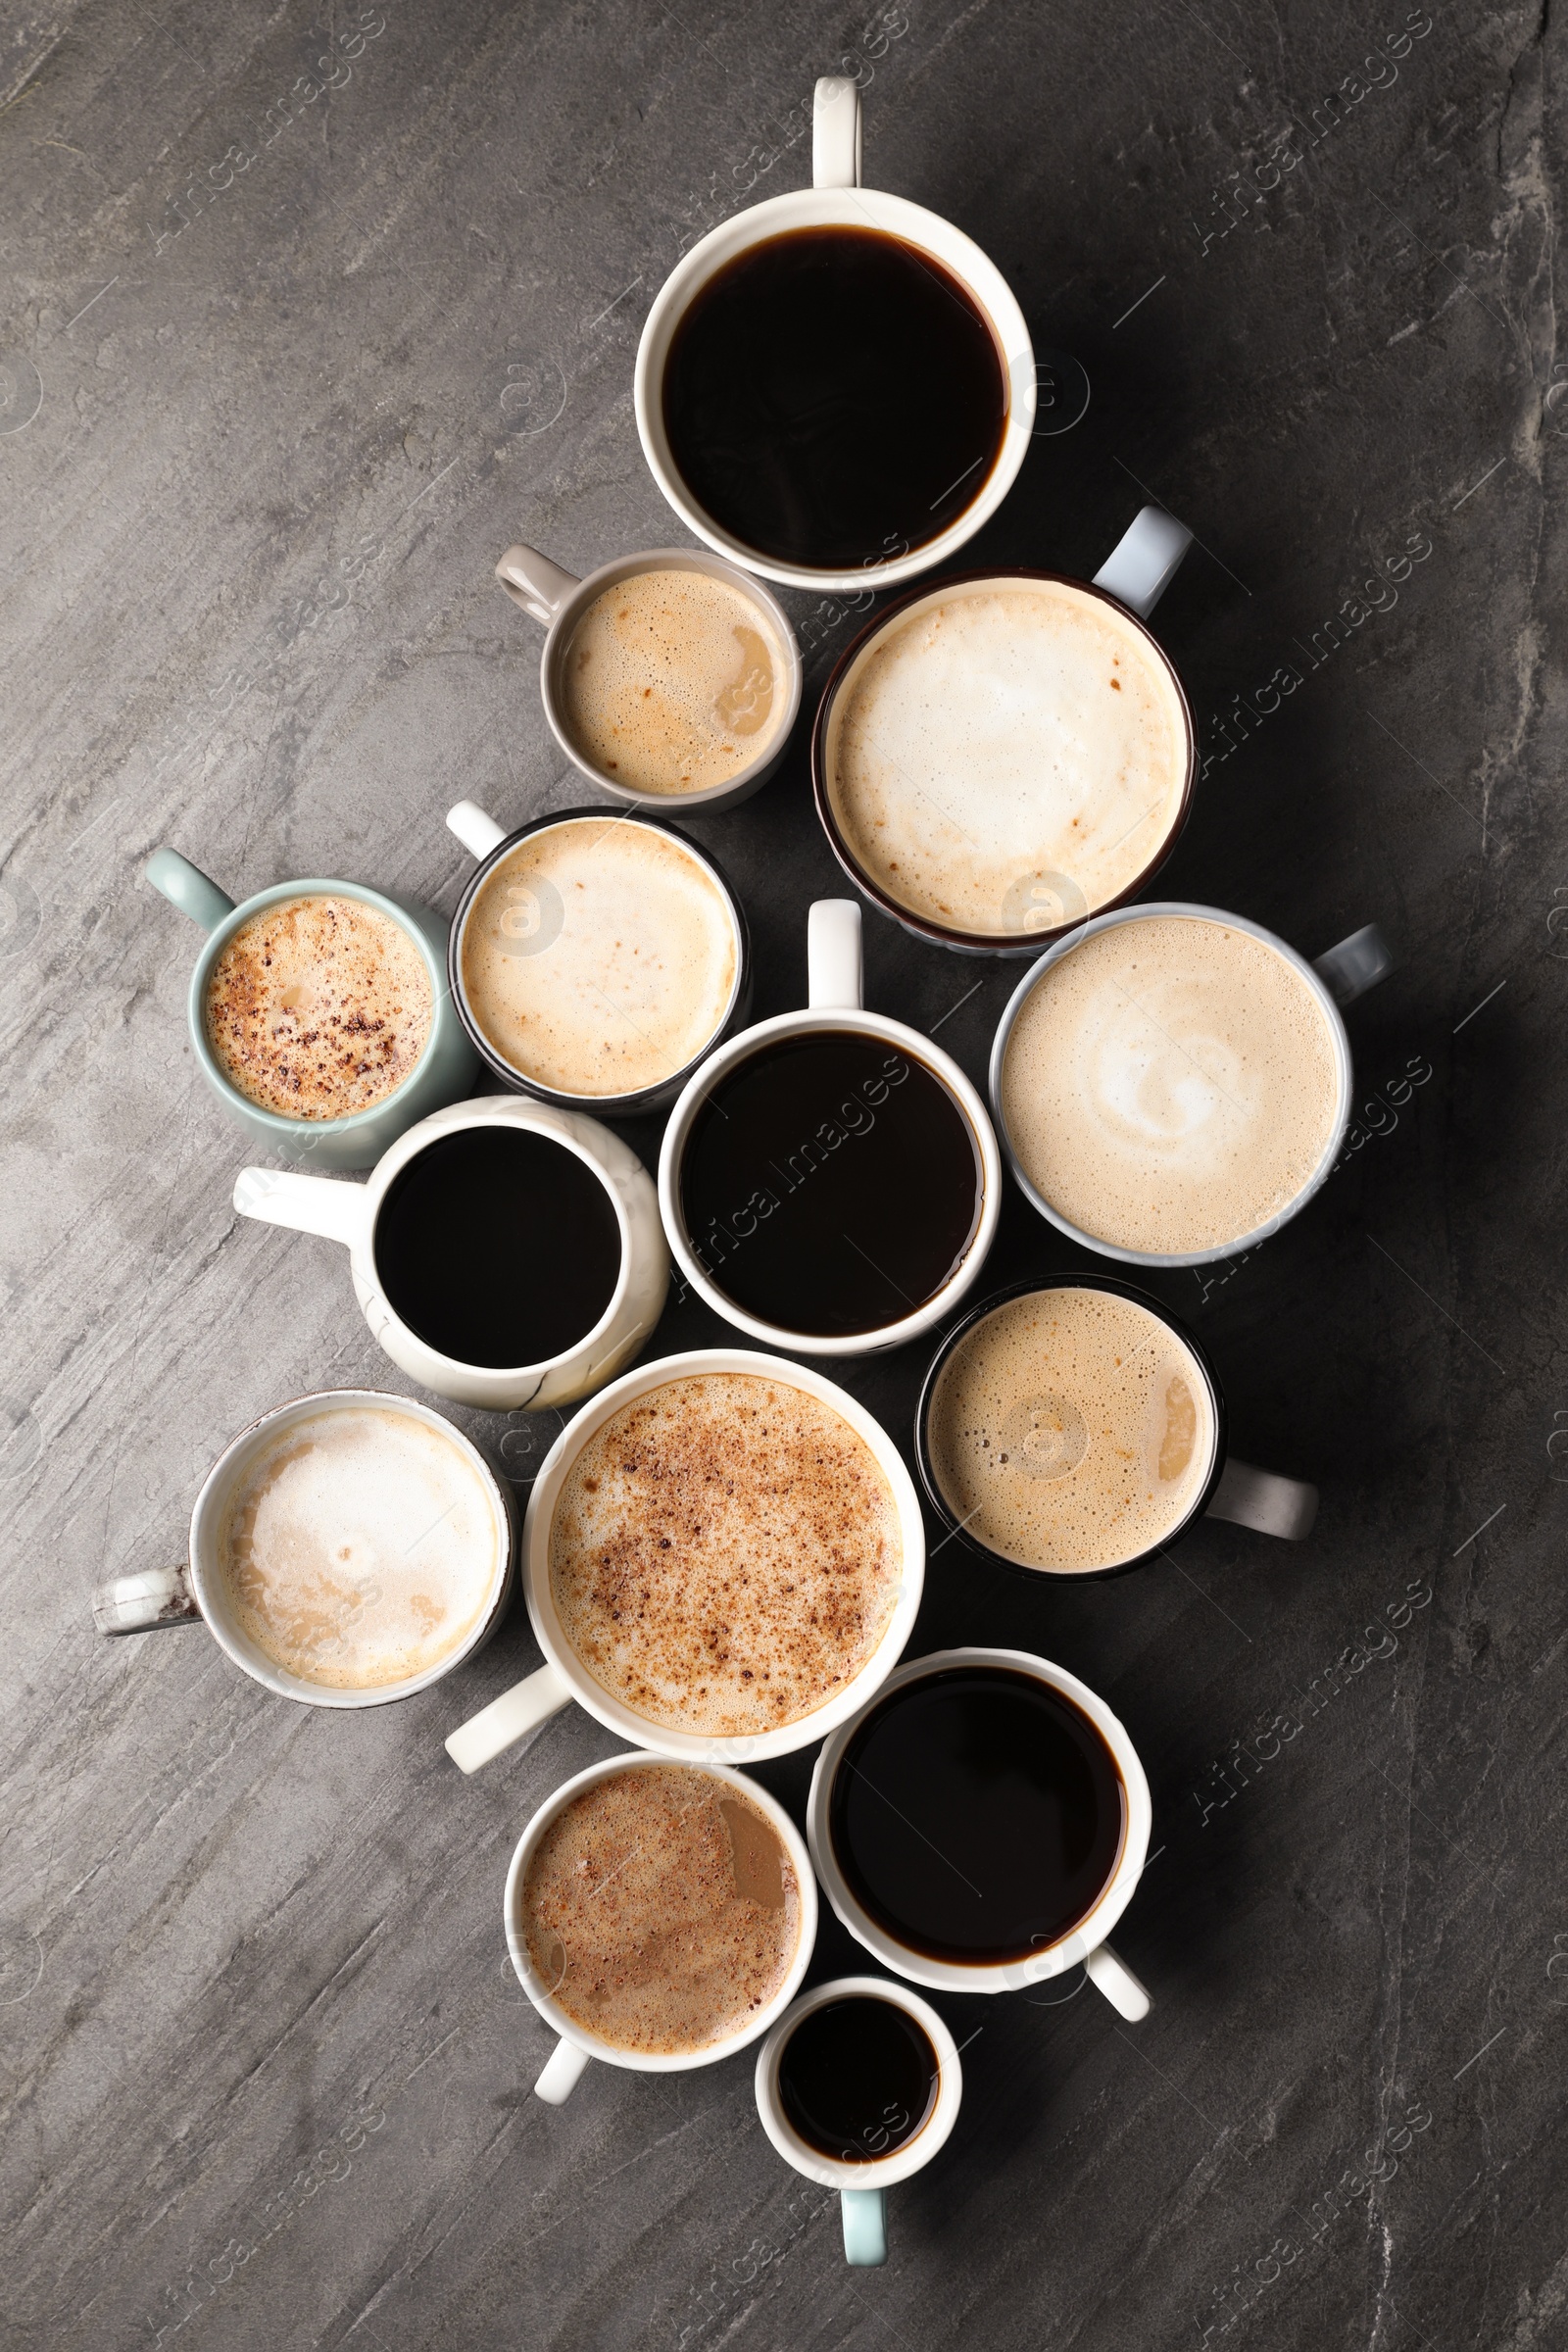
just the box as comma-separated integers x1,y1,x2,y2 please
232,1096,668,1412
634,78,1036,594
505,1752,817,2105
444,1347,924,1773
90,1389,516,1706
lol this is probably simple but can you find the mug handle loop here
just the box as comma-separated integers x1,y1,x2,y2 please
447,801,510,859
808,899,863,1010
841,2187,887,2267
813,76,862,188
495,543,581,625
445,1658,576,1773
145,849,236,933
1092,505,1193,619
232,1166,368,1250
1206,1457,1319,1542
1085,1941,1152,2020
534,2037,591,2105
1312,923,1395,1006
92,1562,201,1636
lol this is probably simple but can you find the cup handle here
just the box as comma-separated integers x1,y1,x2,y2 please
534,2037,591,2105
808,899,863,1010
1091,505,1193,619
445,1658,576,1773
1312,923,1395,1007
1085,1941,1152,2021
145,849,236,933
91,1562,202,1636
1205,1457,1319,1542
495,543,581,625
447,801,510,859
813,75,862,188
232,1166,368,1250
841,2187,887,2267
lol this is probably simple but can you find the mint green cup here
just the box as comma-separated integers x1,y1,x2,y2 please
147,849,479,1171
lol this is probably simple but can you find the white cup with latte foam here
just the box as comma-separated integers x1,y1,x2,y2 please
443,1348,924,1775
91,1390,516,1706
991,901,1395,1267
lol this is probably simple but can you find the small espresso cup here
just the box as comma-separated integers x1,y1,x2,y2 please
634,77,1036,594
90,1389,516,1706
810,506,1198,957
505,1752,816,2106
991,900,1395,1268
755,1977,962,2268
808,1646,1153,2019
445,800,752,1115
147,848,478,1170
232,1096,668,1413
916,1273,1320,1578
494,545,803,811
444,1347,924,1773
657,900,1003,1358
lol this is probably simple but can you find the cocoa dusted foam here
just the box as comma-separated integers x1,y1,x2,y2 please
549,1372,902,1737
926,1287,1217,1574
460,816,738,1099
218,1403,501,1688
519,1763,801,2055
560,568,789,795
825,579,1190,939
1001,914,1343,1255
204,895,432,1119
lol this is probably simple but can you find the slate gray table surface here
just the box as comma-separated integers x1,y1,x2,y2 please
3,2,1564,2346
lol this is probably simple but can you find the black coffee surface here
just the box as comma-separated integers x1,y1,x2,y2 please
679,1032,982,1337
373,1128,621,1369
830,1667,1125,1965
662,226,1007,569
778,1995,939,2163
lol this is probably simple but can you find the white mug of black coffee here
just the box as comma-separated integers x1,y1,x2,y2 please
916,1274,1319,1574
657,900,1002,1357
231,1096,668,1413
493,544,802,811
755,1977,962,2267
91,1389,516,1707
635,78,1036,593
808,1647,1153,2020
507,1752,816,2105
445,800,751,1116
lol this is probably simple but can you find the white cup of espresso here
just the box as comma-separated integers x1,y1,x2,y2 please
90,1389,516,1706
505,1752,816,2106
444,1347,924,1773
634,78,1036,594
231,1096,669,1414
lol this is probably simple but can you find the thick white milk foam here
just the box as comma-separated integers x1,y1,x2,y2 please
1002,915,1343,1255
827,579,1190,937
218,1405,501,1689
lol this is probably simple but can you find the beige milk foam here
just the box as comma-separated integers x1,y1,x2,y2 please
218,1404,500,1688
520,1763,800,2055
827,580,1189,938
927,1287,1217,1573
550,1372,903,1738
1002,915,1343,1255
460,816,738,1098
561,568,788,795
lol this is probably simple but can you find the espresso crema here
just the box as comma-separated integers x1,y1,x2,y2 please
1001,914,1343,1255
826,579,1189,939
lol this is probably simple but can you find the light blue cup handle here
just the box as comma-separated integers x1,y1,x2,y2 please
841,2187,886,2267
145,848,236,933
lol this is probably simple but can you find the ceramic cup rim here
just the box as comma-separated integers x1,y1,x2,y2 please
810,569,1200,958
912,1270,1231,1583
806,1644,1152,1994
754,1973,962,2188
446,805,753,1116
656,1009,1004,1356
518,1346,925,1761
633,185,1037,594
187,877,449,1140
503,1749,818,2073
988,900,1356,1267
186,1387,517,1709
532,549,805,811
